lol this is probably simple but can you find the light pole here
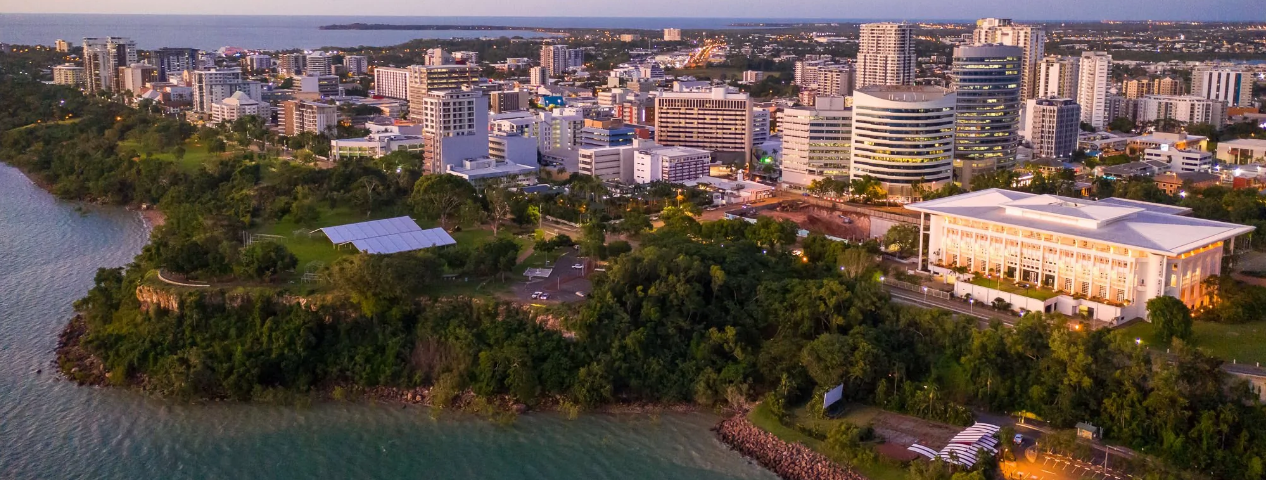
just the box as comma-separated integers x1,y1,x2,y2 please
969,298,975,314
923,286,928,302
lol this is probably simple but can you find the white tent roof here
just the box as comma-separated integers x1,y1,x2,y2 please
319,217,455,254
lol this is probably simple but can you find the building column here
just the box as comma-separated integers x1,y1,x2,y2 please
917,213,926,272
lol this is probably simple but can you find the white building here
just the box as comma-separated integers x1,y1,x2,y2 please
278,53,306,76
1191,66,1255,107
1136,95,1228,129
850,85,956,200
856,23,916,89
210,91,266,125
446,157,538,188
82,36,136,93
281,100,336,136
373,66,411,100
580,144,636,183
330,132,425,160
1143,146,1213,173
654,86,753,163
752,108,770,146
780,95,852,189
683,175,775,205
633,145,711,184
1024,97,1081,159
343,55,368,75
1035,55,1080,100
419,89,489,174
1077,51,1112,129
425,48,451,66
664,28,682,41
191,69,261,112
541,44,570,76
1215,138,1266,164
489,132,538,166
245,54,272,72
306,52,332,76
52,64,85,87
972,18,1046,100
528,66,548,86
907,188,1253,322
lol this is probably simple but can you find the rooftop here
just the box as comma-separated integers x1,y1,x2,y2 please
906,189,1253,256
1219,138,1266,149
855,85,952,102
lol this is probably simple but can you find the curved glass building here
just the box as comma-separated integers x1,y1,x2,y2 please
850,85,957,201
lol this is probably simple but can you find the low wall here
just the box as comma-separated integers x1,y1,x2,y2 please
950,281,1137,324
953,283,1053,316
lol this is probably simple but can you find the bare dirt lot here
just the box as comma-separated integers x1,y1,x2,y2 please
748,202,873,241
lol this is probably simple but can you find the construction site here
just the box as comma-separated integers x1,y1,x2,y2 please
725,198,917,242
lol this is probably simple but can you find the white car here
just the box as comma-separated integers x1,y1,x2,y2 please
575,292,586,298
572,263,584,269
538,293,550,300
530,291,543,299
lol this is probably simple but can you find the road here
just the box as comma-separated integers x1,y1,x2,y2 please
512,249,594,304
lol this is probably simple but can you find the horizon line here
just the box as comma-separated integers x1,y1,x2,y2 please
0,12,1260,23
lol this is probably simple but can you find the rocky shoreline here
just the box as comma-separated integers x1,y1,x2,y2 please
713,412,867,480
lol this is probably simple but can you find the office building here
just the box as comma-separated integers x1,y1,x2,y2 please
153,47,198,81
418,89,489,174
780,95,852,189
1035,55,1079,100
489,132,538,166
298,75,341,97
907,188,1253,320
1192,66,1255,107
331,131,425,160
406,65,479,122
281,100,336,136
633,145,711,183
1024,97,1080,159
52,64,86,87
118,63,158,93
850,85,956,199
972,18,1046,99
654,86,753,163
541,44,570,76
1143,146,1213,173
951,44,1024,174
580,143,639,183
278,53,306,76
191,69,261,112
373,66,411,100
664,28,682,41
245,54,273,72
1077,52,1112,130
343,55,368,75
210,91,266,125
856,23,916,89
752,108,770,146
490,90,530,113
306,52,333,76
82,37,136,92
579,118,636,147
1136,95,1228,129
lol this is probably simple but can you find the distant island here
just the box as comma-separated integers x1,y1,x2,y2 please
319,23,564,34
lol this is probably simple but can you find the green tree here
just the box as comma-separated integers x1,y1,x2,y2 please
411,174,476,230
883,224,919,257
746,216,797,250
1108,117,1136,133
234,241,298,281
579,221,607,259
1148,296,1193,344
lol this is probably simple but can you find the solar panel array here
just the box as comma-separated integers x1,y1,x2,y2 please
319,217,456,255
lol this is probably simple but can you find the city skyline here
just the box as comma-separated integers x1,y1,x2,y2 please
1,1,1264,22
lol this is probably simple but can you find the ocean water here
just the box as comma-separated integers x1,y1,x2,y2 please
0,163,776,480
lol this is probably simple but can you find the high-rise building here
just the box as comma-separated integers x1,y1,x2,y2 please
580,144,637,183
1152,76,1185,96
794,59,827,88
418,89,490,174
490,90,530,113
541,44,570,77
752,108,770,146
1122,78,1151,99
1191,66,1254,107
373,66,411,100
118,63,158,93
1024,97,1081,159
664,28,682,41
278,53,306,76
567,48,584,69
281,100,336,136
298,75,341,97
633,146,711,184
52,64,85,87
528,66,548,86
856,23,916,89
153,47,198,82
780,95,852,189
82,37,136,92
850,85,956,199
191,69,262,112
972,18,1046,100
654,86,753,163
1136,95,1228,129
244,54,273,72
406,65,479,121
818,65,855,97
1076,51,1112,130
305,52,332,76
343,55,368,75
1035,55,1080,99
54,39,70,52
951,44,1024,175
579,118,636,148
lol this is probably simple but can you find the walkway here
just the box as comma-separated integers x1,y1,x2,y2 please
156,270,210,288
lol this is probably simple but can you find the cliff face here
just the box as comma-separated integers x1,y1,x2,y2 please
134,284,327,315
136,285,181,312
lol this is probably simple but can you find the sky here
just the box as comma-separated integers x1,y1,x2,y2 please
0,0,1264,21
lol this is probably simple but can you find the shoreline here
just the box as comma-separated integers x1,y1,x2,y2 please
712,412,867,480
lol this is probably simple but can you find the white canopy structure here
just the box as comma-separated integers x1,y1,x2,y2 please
318,217,456,254
932,422,1001,467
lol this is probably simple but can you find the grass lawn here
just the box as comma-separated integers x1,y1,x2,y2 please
749,403,911,480
967,276,1061,301
119,139,223,173
1118,320,1266,365
8,118,81,132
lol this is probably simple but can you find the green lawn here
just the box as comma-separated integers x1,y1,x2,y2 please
1118,320,1266,365
8,118,81,132
748,403,911,480
967,276,1062,301
119,139,222,172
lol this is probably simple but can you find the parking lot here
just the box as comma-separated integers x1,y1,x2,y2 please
1006,451,1126,480
510,249,595,305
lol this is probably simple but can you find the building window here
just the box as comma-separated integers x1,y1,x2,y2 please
1080,282,1090,296
1098,286,1107,299
1064,279,1073,291
1169,274,1177,288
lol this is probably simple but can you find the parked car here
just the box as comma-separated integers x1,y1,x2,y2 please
576,292,586,298
1013,434,1024,445
530,291,543,299
571,263,584,269
538,293,549,300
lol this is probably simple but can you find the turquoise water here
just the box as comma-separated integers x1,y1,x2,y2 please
0,164,776,479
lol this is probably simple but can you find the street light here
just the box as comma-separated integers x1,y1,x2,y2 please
922,286,928,302
969,298,974,314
